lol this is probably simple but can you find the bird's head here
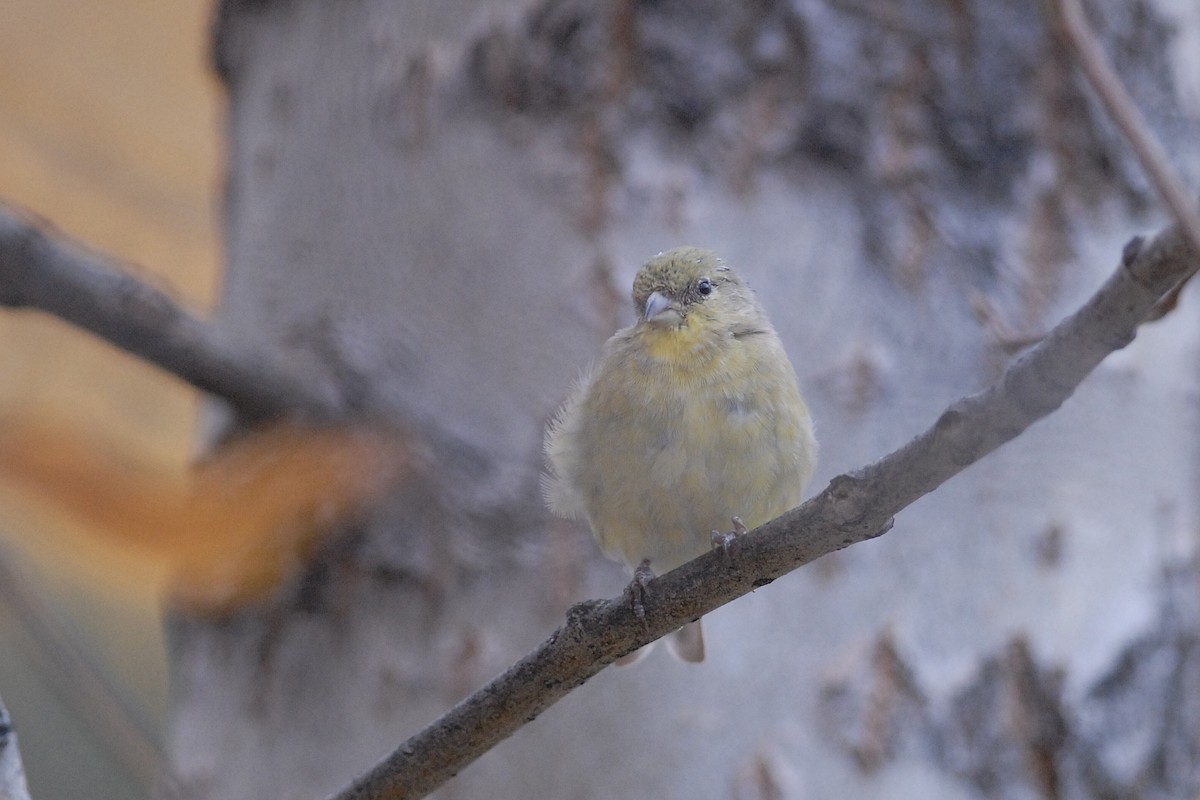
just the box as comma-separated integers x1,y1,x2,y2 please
632,247,752,335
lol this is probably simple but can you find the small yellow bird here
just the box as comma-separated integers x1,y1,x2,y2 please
544,247,817,662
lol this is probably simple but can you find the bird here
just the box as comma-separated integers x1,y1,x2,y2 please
544,246,817,662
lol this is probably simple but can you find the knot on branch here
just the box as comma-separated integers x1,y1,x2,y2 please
827,473,871,528
933,405,992,467
934,407,964,437
1124,224,1199,294
868,517,895,541
1121,235,1145,268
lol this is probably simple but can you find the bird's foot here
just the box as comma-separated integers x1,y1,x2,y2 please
625,559,654,630
711,516,750,563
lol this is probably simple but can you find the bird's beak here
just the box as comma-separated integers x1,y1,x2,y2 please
644,291,683,327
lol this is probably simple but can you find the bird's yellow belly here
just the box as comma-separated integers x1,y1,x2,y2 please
585,377,806,572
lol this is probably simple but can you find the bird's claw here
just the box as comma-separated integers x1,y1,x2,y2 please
710,529,734,556
626,559,654,630
711,516,750,563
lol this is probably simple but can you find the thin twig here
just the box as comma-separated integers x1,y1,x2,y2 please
1052,0,1200,257
0,547,185,798
331,220,1196,799
0,206,344,422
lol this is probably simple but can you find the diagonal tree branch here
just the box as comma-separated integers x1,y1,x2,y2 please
331,219,1197,799
0,206,343,423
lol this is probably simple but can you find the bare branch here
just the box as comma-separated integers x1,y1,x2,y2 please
1051,0,1200,258
0,693,31,800
0,206,343,422
331,221,1196,798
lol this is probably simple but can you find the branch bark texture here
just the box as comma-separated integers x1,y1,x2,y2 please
332,220,1196,800
0,207,342,422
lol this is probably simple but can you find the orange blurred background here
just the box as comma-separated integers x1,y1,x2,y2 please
0,1,220,796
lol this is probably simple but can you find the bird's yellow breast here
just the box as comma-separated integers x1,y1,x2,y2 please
565,321,816,572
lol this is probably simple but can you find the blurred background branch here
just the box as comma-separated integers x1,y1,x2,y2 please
1052,0,1200,254
0,207,342,423
1051,0,1200,320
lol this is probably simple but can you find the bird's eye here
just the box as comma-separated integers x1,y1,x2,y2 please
697,278,713,296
